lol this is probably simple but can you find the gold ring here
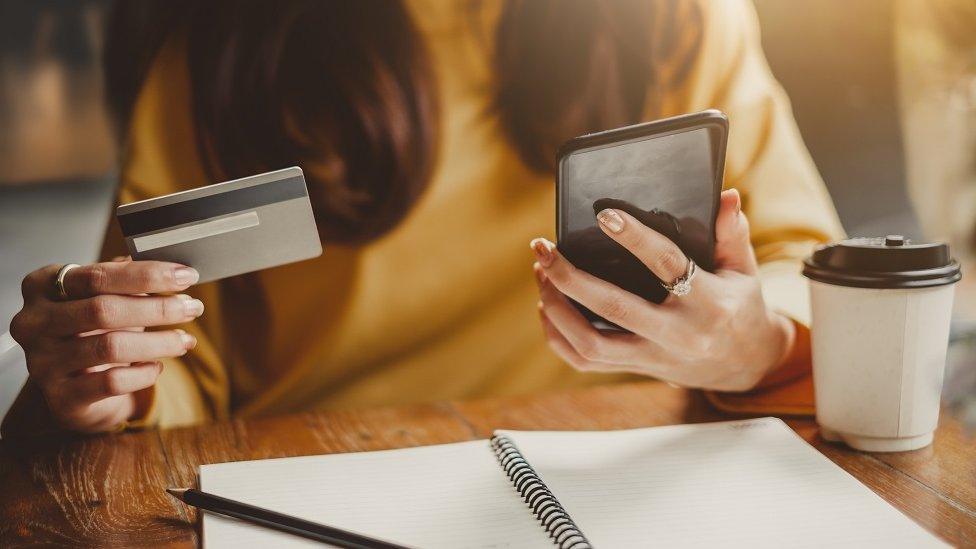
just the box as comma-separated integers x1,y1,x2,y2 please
55,263,81,300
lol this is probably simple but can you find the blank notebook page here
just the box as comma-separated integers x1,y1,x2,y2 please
199,440,551,548
500,418,946,548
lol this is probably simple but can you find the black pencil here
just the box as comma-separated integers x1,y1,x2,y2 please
166,487,409,548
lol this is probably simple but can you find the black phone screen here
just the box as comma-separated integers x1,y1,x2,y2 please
557,122,724,328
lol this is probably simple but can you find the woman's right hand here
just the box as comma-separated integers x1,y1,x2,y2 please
9,260,204,433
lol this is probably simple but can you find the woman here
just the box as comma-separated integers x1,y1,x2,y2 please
4,0,843,435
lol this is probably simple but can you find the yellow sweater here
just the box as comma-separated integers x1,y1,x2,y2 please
5,0,843,433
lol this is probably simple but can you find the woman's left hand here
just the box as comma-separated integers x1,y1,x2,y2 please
532,189,795,392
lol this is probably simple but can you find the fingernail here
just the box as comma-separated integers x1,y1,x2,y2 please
530,238,554,267
597,209,625,233
175,329,197,349
730,189,742,214
173,267,199,286
177,295,204,317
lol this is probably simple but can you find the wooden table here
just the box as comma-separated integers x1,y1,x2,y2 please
2,381,974,547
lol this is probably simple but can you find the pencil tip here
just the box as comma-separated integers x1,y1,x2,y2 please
166,487,188,499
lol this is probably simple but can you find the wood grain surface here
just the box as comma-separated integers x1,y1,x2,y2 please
2,381,974,547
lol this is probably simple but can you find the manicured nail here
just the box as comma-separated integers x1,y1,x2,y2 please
530,238,554,267
597,209,625,233
173,267,199,286
177,295,204,317
175,329,197,349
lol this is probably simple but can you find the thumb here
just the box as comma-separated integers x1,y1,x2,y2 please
714,189,758,275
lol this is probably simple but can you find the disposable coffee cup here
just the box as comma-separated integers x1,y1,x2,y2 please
802,236,962,452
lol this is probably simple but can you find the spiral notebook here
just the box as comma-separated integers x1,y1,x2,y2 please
199,418,944,548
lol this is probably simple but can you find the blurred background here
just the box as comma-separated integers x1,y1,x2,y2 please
0,0,973,423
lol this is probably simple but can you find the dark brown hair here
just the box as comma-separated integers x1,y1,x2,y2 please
105,0,701,243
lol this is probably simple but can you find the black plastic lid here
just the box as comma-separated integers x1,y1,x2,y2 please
802,236,962,289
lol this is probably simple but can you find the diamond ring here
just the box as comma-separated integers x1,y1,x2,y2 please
662,258,697,297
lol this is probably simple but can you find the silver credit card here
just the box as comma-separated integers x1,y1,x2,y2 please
117,167,322,283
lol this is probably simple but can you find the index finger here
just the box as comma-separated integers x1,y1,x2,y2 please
61,261,199,299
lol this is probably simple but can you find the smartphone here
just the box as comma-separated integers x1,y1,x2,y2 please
556,109,728,330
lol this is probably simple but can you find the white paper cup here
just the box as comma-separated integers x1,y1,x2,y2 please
804,236,961,452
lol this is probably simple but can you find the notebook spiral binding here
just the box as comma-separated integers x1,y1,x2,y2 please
490,435,592,549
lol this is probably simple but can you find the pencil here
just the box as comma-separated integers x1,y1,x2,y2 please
166,487,409,548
